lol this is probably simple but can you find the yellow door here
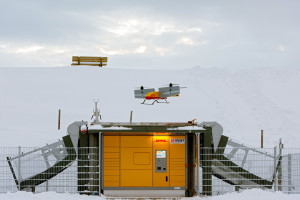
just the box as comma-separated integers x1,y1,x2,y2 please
153,136,170,187
120,136,153,187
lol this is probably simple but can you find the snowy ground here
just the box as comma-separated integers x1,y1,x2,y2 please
0,67,300,199
0,66,299,147
0,189,300,200
187,189,300,200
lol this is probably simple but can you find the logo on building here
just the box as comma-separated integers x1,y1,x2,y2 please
170,139,185,144
156,139,167,142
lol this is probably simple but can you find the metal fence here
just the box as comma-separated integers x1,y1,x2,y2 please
1,146,99,194
0,145,300,196
197,146,300,195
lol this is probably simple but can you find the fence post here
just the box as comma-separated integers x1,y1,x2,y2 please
288,154,292,194
130,111,133,124
46,181,48,192
274,146,277,191
278,139,283,191
196,133,201,196
261,130,263,148
58,109,61,130
18,146,21,191
98,133,102,196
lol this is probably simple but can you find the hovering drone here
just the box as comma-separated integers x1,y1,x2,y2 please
134,83,183,105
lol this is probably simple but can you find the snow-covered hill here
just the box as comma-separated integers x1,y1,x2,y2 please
0,66,299,147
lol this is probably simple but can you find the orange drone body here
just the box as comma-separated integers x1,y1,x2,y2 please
134,83,182,105
145,92,166,100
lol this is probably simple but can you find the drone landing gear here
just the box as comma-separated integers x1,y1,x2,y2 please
141,99,169,105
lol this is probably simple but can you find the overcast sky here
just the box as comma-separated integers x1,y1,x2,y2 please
0,0,299,69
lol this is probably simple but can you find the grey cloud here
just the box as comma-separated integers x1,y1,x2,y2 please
0,0,299,68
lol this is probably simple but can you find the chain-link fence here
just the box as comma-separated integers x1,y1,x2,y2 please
1,145,299,196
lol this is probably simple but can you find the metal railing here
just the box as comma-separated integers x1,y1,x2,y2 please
1,146,300,196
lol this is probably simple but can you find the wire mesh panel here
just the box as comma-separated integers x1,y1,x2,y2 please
280,150,300,194
0,147,19,193
0,145,300,196
1,146,99,194
197,146,300,196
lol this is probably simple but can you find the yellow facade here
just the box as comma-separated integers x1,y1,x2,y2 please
103,135,186,188
104,136,120,187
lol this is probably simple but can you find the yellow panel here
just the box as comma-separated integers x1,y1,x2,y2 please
121,170,152,187
104,176,119,182
170,169,185,176
134,152,151,165
170,166,185,170
169,136,185,187
104,136,120,187
104,136,120,147
104,147,119,153
121,136,152,147
121,148,152,169
104,158,119,163
170,181,185,187
104,161,120,167
170,159,185,165
104,181,119,187
170,160,185,170
153,172,169,187
104,170,120,176
170,136,185,159
170,158,185,162
104,152,119,159
170,163,185,168
104,166,119,170
119,136,153,187
170,176,185,182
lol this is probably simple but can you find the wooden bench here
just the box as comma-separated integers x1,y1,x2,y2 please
71,56,108,67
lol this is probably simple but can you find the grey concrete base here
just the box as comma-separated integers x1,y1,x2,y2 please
104,190,185,197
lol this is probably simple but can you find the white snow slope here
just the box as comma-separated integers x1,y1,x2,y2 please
0,189,300,200
0,66,299,147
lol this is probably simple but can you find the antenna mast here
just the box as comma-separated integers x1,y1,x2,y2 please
91,99,101,125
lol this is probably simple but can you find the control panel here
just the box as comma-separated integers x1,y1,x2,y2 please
155,150,167,173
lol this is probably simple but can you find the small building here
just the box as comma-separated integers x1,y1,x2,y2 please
7,120,276,197
70,120,224,197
